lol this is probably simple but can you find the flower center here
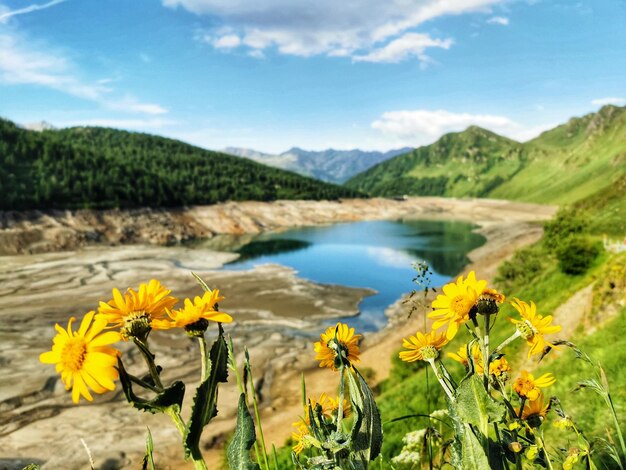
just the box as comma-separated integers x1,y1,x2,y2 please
122,310,151,340
61,337,87,372
451,295,473,318
514,378,535,397
516,320,538,340
420,345,439,361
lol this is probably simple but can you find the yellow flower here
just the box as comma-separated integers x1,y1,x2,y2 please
489,357,512,379
314,323,361,370
98,279,178,340
399,330,449,362
40,311,121,404
154,290,232,332
517,392,550,424
429,271,487,339
327,394,351,419
513,370,556,400
553,417,574,430
509,298,561,357
447,343,483,373
563,448,582,470
292,423,309,455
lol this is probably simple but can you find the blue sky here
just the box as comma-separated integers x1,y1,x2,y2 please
0,0,625,153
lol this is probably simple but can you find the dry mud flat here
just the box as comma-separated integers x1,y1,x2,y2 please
0,198,556,469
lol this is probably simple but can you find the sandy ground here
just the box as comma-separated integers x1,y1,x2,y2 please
0,198,557,469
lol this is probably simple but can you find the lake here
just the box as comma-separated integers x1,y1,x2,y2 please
196,219,485,332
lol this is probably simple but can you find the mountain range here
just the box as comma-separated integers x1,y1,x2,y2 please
223,146,412,183
346,105,626,234
0,119,360,211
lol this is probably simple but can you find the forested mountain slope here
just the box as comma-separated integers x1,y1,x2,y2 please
0,120,361,210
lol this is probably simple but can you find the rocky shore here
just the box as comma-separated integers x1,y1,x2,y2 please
0,198,557,469
1,197,553,255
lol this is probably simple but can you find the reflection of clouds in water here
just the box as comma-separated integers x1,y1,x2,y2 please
365,246,419,269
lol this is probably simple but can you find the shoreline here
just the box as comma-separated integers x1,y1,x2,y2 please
1,197,554,256
0,197,557,469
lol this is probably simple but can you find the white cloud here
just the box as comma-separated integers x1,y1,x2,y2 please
372,109,518,139
370,108,556,146
164,0,504,61
107,98,168,115
0,0,66,24
353,33,452,64
56,118,177,130
591,97,625,106
366,247,415,269
0,33,167,115
213,34,241,49
487,16,509,25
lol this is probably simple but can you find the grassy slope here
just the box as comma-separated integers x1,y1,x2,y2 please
347,106,626,235
490,105,626,206
345,127,524,198
373,245,626,467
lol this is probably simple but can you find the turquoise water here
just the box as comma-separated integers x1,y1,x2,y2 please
214,220,485,332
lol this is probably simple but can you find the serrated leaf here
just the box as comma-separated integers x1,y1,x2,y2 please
461,424,490,470
454,375,505,436
227,393,261,470
347,367,383,463
117,357,185,413
184,326,229,460
446,398,464,468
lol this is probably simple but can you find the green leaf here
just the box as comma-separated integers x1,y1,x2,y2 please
184,325,229,460
446,397,465,469
227,393,261,470
454,375,505,436
461,424,490,470
142,427,156,470
347,367,383,463
117,357,185,414
192,272,212,292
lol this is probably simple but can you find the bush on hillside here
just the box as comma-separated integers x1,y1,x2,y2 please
543,208,589,251
556,236,601,275
494,244,547,291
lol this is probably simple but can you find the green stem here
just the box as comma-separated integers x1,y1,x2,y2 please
245,350,270,470
537,431,554,470
428,359,454,401
198,335,209,382
133,337,164,391
483,314,491,392
492,330,521,358
128,374,161,394
165,408,208,470
605,392,626,465
336,364,346,431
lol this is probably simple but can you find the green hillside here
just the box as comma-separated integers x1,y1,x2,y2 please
346,105,626,234
346,126,525,197
0,119,361,211
489,105,626,206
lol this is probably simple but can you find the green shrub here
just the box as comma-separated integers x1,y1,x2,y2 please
494,244,547,291
556,236,602,275
543,208,589,251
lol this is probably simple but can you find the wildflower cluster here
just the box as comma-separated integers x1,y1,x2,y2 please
40,276,234,469
291,323,382,468
397,270,568,468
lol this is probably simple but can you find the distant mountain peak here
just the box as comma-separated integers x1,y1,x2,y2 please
224,146,412,183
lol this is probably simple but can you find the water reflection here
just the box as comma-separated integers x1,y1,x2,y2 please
204,220,485,331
